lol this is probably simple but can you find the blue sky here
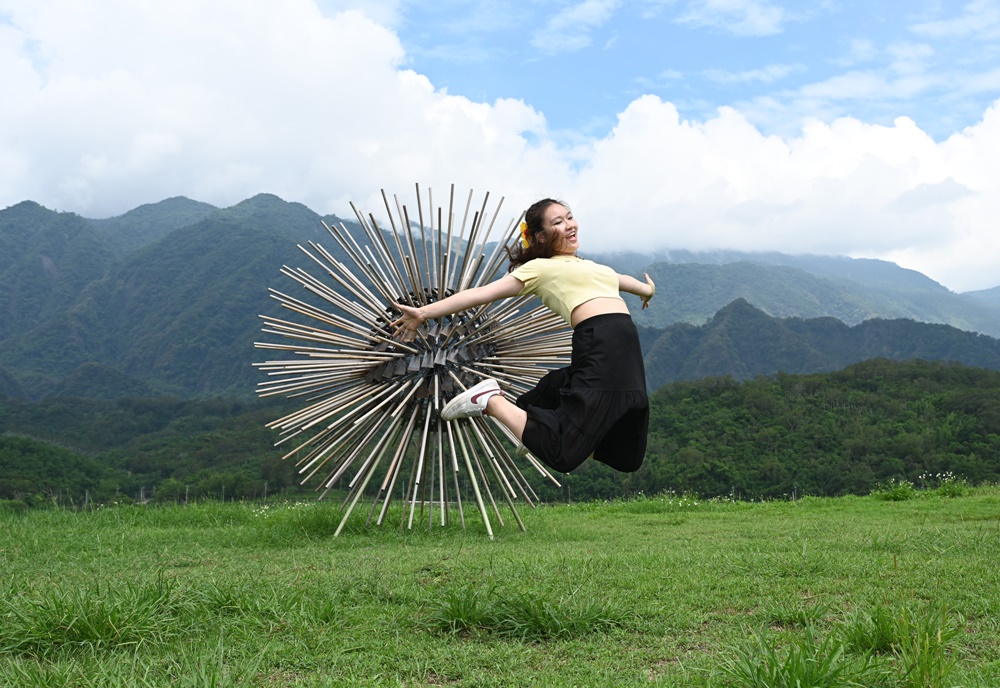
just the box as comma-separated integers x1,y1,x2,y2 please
2,0,1000,291
387,0,1000,140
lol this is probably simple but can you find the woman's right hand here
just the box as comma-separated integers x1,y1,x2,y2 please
390,303,426,342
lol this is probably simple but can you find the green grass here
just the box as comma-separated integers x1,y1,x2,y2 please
2,489,1000,686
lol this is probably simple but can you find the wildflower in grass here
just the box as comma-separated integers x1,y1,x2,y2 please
923,471,969,497
871,479,916,501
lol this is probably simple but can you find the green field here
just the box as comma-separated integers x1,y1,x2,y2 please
2,488,999,687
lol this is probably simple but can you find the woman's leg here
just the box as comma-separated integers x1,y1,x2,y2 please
485,394,527,439
520,314,646,474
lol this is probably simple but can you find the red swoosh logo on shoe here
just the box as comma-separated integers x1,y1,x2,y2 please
470,389,498,404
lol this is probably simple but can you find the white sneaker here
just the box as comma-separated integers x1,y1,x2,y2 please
441,379,502,421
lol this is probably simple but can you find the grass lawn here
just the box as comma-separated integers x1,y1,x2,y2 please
1,487,999,686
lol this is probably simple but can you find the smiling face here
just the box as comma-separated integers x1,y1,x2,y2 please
542,202,578,256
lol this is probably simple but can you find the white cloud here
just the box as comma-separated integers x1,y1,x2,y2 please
676,0,785,36
703,63,802,84
834,38,879,67
530,0,621,55
0,0,560,217
315,0,404,28
571,96,1000,291
910,0,1000,39
747,66,936,129
885,42,934,76
796,71,887,100
2,0,1000,292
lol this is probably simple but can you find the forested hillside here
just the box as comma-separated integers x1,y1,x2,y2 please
641,299,1000,389
549,358,1000,502
600,248,948,293
2,360,998,508
87,196,218,256
622,260,1000,337
0,201,116,341
2,193,999,400
0,396,298,507
3,194,999,510
0,195,348,397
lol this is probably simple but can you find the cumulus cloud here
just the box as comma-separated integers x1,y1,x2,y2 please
571,97,1000,291
0,0,559,217
315,0,405,28
1,0,999,291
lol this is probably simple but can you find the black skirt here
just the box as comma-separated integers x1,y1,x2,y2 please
516,313,648,473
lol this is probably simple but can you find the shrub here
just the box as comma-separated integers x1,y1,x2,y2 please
870,479,916,501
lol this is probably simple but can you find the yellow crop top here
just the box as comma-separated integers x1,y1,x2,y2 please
510,255,623,324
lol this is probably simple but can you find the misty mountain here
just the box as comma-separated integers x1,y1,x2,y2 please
0,367,24,398
1,194,349,397
2,193,999,400
87,196,218,256
592,250,1000,338
642,298,1000,391
964,285,1000,309
597,248,944,293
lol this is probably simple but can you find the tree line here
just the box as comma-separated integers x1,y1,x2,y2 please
2,358,999,508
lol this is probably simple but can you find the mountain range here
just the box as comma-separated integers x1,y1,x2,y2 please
2,193,999,401
639,298,1000,391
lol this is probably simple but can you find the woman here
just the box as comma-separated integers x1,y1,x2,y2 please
392,198,654,474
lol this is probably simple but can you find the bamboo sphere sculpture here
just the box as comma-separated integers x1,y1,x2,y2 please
255,185,571,537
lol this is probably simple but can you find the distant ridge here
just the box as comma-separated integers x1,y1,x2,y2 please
964,285,1000,308
87,196,219,256
596,248,945,292
592,252,1000,338
1,194,999,400
643,298,1000,390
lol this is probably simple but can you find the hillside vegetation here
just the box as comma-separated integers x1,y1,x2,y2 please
4,194,1000,516
1,195,342,397
601,248,1000,334
2,194,1000,400
654,261,1000,336
641,298,1000,389
3,359,998,509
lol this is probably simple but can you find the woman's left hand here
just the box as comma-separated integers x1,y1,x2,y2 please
641,273,655,309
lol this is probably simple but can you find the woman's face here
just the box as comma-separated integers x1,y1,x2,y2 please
542,203,578,255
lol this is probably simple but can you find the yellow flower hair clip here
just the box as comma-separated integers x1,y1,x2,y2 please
519,221,530,248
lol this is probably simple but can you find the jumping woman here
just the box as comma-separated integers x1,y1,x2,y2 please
392,198,655,474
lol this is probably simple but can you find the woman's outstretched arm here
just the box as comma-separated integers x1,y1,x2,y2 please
618,272,656,309
392,274,525,341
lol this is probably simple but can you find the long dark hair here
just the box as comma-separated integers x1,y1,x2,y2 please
505,198,569,271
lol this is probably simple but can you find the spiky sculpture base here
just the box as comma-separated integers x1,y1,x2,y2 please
255,185,571,537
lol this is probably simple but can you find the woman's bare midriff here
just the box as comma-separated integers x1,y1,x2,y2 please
570,297,630,328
